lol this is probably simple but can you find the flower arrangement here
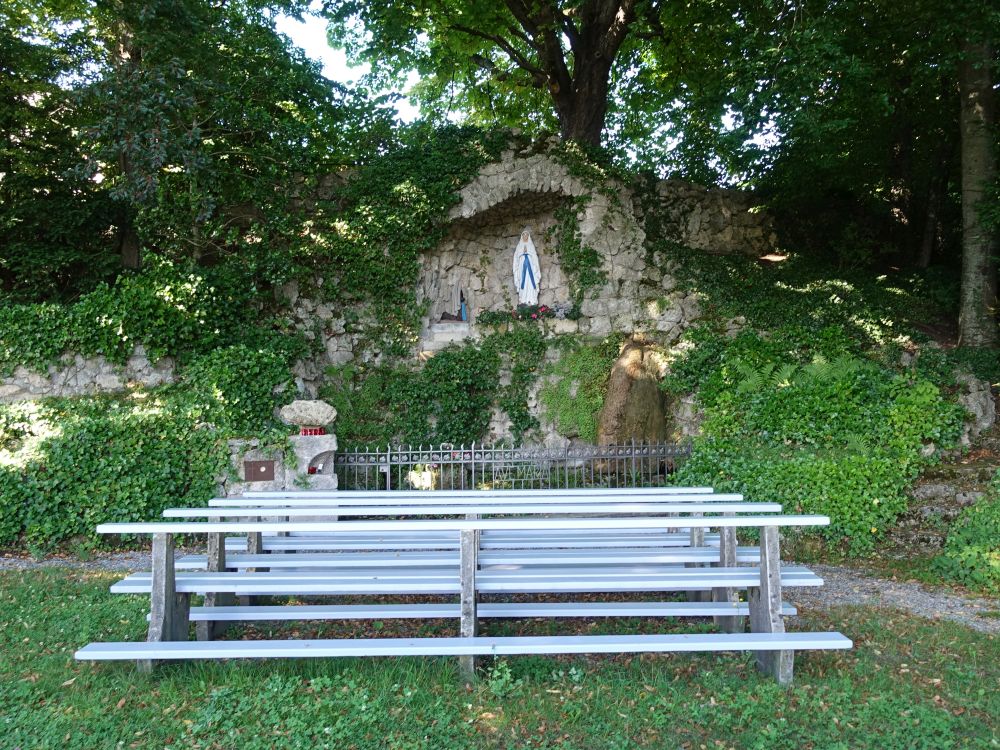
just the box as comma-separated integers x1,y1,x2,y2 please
476,303,579,326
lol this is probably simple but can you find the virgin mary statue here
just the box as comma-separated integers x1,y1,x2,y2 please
513,229,541,305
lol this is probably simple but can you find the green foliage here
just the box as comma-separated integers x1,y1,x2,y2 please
549,198,608,304
0,24,119,302
0,395,227,548
0,257,261,375
670,329,964,552
183,345,293,436
662,245,949,355
484,324,547,439
325,344,500,447
539,338,620,442
935,472,1000,593
2,2,398,302
325,324,547,446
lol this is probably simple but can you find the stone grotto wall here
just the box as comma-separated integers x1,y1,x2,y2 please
0,345,175,402
285,146,778,444
638,179,777,257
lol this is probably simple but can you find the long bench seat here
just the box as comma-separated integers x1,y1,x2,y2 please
224,531,720,551
176,546,763,570
164,500,780,517
235,487,716,500
95,515,829,534
77,631,852,661
112,566,823,595
167,601,798,622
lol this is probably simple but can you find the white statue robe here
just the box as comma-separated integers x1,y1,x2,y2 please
513,231,541,305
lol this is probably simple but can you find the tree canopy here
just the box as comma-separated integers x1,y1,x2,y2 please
3,0,999,341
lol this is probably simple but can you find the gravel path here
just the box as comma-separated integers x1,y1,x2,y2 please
1,550,157,573
786,563,1000,634
3,552,997,634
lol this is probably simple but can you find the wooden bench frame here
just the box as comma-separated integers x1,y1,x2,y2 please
79,510,850,684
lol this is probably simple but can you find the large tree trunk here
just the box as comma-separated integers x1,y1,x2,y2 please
552,53,614,146
118,218,141,270
957,40,998,346
596,337,669,445
503,0,636,146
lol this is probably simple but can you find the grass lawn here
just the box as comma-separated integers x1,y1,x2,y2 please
1,569,997,749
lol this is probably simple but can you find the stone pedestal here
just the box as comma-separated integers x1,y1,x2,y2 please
286,433,339,490
221,399,339,495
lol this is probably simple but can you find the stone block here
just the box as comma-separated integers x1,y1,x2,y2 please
95,373,123,391
279,400,338,428
548,318,579,335
0,384,24,400
289,434,338,471
306,474,339,491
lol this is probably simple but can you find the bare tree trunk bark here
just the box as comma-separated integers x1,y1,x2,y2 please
958,40,998,346
556,60,613,146
917,138,953,269
118,220,141,270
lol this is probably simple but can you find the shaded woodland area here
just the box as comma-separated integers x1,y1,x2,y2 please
2,0,998,343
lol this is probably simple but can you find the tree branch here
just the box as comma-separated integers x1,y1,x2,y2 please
450,23,548,79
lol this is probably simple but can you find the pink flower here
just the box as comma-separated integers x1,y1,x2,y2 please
531,313,538,319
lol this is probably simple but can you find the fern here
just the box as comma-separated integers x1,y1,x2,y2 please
801,355,832,382
844,432,872,453
831,353,862,379
733,360,773,395
772,363,798,388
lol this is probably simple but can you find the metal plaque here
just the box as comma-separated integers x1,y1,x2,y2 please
244,460,275,482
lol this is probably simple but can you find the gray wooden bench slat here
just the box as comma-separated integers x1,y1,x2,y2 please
111,567,823,595
224,535,715,552
96,515,830,534
76,631,853,661
240,487,715,499
168,601,797,621
165,501,780,517
209,499,739,509
175,546,763,569
209,493,733,508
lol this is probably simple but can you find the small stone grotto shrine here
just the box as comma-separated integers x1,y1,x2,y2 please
415,147,774,351
290,142,777,445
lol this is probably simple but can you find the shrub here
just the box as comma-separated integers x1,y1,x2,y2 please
183,345,292,436
935,475,1000,593
0,396,228,548
670,329,964,553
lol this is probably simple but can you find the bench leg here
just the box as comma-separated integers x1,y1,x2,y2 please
686,517,710,603
197,532,233,641
139,533,190,672
239,530,264,607
459,528,478,681
712,525,743,634
747,526,794,685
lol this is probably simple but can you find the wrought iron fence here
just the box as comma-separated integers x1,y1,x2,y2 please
333,440,692,491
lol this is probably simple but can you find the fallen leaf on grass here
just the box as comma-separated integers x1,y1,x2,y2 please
61,677,75,687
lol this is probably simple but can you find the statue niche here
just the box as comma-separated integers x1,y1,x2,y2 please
438,285,469,323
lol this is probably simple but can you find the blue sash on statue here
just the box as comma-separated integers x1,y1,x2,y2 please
520,253,536,290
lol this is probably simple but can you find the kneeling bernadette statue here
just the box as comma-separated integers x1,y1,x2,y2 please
513,228,541,305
